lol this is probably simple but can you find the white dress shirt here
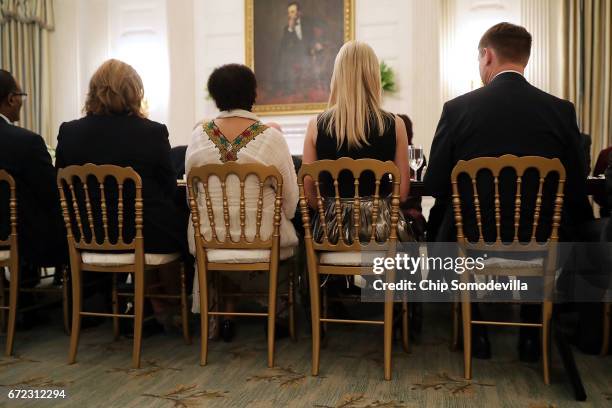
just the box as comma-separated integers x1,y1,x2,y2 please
288,18,303,40
492,70,524,80
0,113,11,124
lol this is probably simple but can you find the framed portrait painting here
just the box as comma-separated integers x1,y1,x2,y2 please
245,0,354,115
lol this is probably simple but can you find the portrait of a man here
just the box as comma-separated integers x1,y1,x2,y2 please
246,0,354,114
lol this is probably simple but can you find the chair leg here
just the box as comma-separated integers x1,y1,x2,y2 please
213,271,220,339
307,266,321,376
401,301,410,353
451,302,460,351
62,266,70,335
383,291,394,381
0,269,6,334
198,263,209,366
554,320,587,401
112,274,120,340
68,265,82,364
542,301,553,385
267,262,279,368
288,268,296,341
322,286,328,336
132,269,144,369
601,303,610,356
5,261,18,356
179,262,191,345
461,300,472,380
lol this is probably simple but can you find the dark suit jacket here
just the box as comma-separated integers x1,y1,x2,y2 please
0,118,65,266
55,115,187,254
605,162,612,241
280,17,315,58
592,147,612,216
170,145,187,178
425,72,592,243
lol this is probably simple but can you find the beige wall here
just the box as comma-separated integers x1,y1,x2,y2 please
50,0,79,147
50,0,194,147
167,0,196,145
50,0,109,147
49,0,565,153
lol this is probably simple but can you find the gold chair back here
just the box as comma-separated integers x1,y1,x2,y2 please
451,154,566,253
0,170,17,258
187,162,283,251
297,157,401,252
0,170,19,356
57,164,144,254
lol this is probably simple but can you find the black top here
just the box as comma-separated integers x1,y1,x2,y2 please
55,115,187,254
605,164,612,241
315,111,396,197
425,72,593,242
0,119,66,266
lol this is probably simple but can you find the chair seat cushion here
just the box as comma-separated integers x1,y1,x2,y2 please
206,246,296,264
483,257,544,269
0,250,9,261
319,251,387,266
81,252,181,266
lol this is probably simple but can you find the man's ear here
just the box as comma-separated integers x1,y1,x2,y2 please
485,47,495,66
6,94,17,107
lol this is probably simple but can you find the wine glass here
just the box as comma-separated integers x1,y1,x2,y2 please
408,145,424,181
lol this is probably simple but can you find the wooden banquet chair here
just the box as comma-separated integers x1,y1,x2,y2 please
297,158,409,381
451,154,565,384
0,170,70,356
0,170,19,356
57,164,190,369
186,163,296,368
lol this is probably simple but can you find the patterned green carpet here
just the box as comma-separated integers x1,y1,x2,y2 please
0,303,609,407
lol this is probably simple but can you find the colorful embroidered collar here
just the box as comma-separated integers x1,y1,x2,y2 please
203,120,268,162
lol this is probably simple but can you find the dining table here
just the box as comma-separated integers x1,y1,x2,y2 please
177,154,606,198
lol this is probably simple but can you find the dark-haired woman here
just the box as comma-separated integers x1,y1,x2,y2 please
186,64,298,340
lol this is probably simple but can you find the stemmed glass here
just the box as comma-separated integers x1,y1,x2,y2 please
408,145,424,181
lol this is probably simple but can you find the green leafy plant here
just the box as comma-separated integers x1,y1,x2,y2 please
380,61,397,93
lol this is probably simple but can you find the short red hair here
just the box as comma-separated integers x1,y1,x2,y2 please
85,59,145,117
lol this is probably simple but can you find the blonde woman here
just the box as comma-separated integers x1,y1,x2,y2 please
302,41,412,244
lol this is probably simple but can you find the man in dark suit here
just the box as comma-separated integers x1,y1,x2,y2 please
277,1,319,96
0,70,66,291
425,23,593,361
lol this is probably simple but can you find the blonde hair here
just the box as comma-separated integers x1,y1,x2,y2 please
321,41,387,150
84,59,145,117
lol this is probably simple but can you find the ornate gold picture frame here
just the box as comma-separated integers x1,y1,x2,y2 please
245,0,354,115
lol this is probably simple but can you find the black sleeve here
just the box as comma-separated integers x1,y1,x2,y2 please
563,102,593,223
424,103,454,198
156,125,178,198
25,133,60,205
55,123,66,170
